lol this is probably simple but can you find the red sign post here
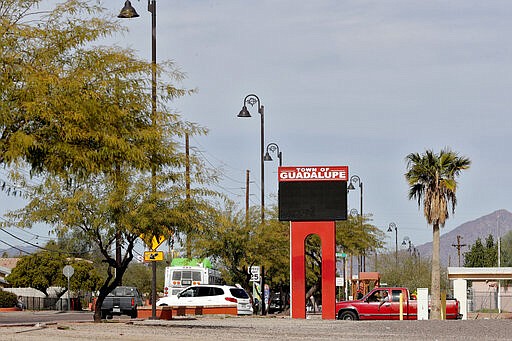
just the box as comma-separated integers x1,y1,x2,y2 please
278,166,348,320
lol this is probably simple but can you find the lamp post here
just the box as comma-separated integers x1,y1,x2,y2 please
387,222,398,266
348,175,364,271
402,236,412,254
238,94,265,223
118,0,158,320
264,142,282,166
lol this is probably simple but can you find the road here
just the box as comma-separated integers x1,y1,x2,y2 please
1,311,512,340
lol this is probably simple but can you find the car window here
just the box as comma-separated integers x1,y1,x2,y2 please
172,271,181,280
391,290,403,302
108,287,135,297
192,271,201,281
212,287,224,296
198,286,213,297
230,288,249,299
180,287,198,297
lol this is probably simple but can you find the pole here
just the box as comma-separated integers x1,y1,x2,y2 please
498,215,501,313
150,0,157,320
395,227,398,267
260,105,265,223
261,265,266,315
67,276,70,311
185,133,191,257
245,170,250,226
360,181,364,271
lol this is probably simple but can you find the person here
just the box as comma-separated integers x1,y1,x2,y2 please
16,296,25,310
378,291,389,309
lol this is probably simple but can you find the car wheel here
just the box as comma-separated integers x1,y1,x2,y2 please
339,311,357,320
131,309,138,318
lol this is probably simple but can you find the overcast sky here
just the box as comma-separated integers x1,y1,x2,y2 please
2,0,512,252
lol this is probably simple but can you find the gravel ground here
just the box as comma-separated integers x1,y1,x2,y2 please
2,315,512,341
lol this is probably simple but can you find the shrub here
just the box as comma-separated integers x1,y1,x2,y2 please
0,290,18,308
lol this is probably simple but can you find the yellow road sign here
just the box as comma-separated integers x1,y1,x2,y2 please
144,251,164,262
140,234,166,250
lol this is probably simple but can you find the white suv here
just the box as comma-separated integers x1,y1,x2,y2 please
156,284,253,315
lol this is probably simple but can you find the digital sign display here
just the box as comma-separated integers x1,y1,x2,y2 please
278,166,348,221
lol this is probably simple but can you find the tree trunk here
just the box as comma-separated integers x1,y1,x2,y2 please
430,223,441,320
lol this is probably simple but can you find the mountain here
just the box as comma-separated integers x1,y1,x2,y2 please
415,209,512,267
0,245,38,257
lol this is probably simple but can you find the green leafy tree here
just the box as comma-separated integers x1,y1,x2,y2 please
336,213,384,265
464,234,498,267
501,230,512,267
303,212,384,302
405,148,470,319
123,263,151,295
6,249,67,297
1,1,216,322
0,290,18,308
375,251,446,292
193,202,290,302
6,241,101,296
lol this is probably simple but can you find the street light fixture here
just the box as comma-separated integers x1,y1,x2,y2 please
387,222,398,266
264,142,282,167
402,236,412,253
118,0,158,320
237,94,265,223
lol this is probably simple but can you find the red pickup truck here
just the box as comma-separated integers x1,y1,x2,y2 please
336,287,461,320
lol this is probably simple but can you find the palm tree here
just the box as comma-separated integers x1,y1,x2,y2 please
405,148,470,320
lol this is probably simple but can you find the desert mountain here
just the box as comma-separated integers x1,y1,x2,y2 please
415,209,512,267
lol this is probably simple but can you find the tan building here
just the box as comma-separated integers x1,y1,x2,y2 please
0,258,20,288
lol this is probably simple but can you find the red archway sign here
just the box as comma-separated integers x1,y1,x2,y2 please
278,166,348,320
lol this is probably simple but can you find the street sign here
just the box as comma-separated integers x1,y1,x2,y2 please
140,234,166,251
249,265,260,282
144,251,164,262
336,252,347,258
63,265,74,278
336,277,344,287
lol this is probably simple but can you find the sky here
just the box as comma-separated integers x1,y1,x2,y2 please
2,0,512,253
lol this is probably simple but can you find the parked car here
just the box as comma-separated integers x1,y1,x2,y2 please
100,286,144,319
335,287,461,320
268,293,287,314
156,284,253,315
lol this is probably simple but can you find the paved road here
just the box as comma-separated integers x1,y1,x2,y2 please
1,311,512,340
0,311,94,325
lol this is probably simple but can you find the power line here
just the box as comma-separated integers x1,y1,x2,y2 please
0,239,32,255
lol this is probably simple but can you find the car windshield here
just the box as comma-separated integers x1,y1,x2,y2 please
230,288,249,299
108,287,138,297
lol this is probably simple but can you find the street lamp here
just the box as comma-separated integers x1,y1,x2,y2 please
264,142,282,166
402,236,412,253
347,175,363,216
118,0,158,320
348,175,364,271
237,94,265,223
387,222,398,266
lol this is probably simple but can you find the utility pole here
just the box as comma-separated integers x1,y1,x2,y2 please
245,170,250,226
451,235,467,267
185,133,191,258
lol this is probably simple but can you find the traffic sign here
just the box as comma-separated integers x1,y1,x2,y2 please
144,251,164,262
249,265,260,282
336,252,347,258
63,265,74,278
140,234,166,251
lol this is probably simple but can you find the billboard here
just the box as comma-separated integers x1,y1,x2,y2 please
278,166,348,221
